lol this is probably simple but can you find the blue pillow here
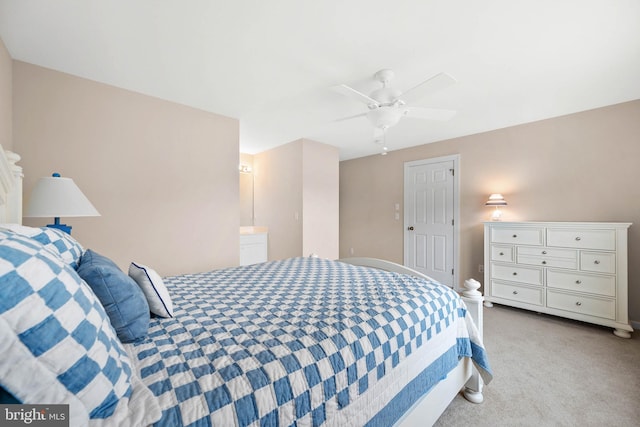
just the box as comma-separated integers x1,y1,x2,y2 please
77,249,150,343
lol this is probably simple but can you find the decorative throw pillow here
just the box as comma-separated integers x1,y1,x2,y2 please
77,250,150,343
0,224,84,268
0,231,160,426
128,262,174,318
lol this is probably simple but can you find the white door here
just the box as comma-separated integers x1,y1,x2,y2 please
404,156,458,287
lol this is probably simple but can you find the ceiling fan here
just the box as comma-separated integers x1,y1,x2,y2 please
333,69,457,145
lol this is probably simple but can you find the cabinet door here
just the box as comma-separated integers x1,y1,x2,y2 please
240,234,268,265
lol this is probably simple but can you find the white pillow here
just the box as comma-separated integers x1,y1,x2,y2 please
0,224,84,268
128,262,174,318
0,230,161,426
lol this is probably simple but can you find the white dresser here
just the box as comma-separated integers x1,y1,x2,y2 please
483,221,632,337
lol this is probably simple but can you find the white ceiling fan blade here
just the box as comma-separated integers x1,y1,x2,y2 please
332,84,379,107
403,107,457,121
334,112,367,122
399,72,457,104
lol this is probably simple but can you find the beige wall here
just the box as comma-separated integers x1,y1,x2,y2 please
13,61,240,276
254,140,303,260
0,38,11,151
340,100,640,323
254,138,339,261
302,140,339,259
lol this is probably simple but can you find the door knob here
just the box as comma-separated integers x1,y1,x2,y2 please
408,226,414,231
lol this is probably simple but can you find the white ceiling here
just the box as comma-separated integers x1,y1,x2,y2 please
1,0,639,160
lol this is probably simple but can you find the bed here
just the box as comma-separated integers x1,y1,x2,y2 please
0,146,491,426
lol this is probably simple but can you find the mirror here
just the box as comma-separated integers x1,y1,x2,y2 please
239,154,254,226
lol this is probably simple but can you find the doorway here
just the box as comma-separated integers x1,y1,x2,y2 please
403,155,459,288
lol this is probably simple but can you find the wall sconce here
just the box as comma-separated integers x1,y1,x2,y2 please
25,173,100,234
239,164,253,174
485,193,507,221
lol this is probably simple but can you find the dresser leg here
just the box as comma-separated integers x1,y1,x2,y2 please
483,301,493,308
613,328,631,339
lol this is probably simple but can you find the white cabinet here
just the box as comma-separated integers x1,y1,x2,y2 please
240,228,268,266
484,221,632,338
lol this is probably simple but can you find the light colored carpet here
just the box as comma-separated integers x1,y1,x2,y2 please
434,304,640,427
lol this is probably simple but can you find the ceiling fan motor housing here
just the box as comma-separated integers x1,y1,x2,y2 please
370,87,402,105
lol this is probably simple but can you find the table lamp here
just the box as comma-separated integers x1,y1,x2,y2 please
25,173,100,234
485,193,507,221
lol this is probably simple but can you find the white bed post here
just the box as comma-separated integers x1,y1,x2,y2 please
461,279,484,403
0,147,23,224
6,151,23,224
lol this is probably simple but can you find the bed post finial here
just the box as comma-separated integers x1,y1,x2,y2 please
462,279,482,298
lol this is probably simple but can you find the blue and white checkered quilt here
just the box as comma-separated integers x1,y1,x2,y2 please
128,257,491,427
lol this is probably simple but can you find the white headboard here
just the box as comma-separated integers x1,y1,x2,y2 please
0,145,23,224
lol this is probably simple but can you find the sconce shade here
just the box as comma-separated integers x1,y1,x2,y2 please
485,193,507,206
26,175,100,218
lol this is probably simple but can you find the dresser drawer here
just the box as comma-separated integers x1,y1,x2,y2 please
491,227,544,245
492,281,544,306
547,270,615,297
517,255,577,269
517,247,577,268
491,263,543,286
517,247,577,259
580,251,616,274
547,228,616,250
547,290,615,320
491,245,514,262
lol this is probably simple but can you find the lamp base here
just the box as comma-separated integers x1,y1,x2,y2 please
46,223,72,234
491,208,503,221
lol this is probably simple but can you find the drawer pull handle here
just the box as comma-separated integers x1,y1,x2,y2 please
575,301,582,306
575,237,581,241
513,291,518,295
499,252,504,256
542,251,547,255
594,260,600,265
512,272,518,276
541,261,547,265
575,280,582,284
512,234,517,238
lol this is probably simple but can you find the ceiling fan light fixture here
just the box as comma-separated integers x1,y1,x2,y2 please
367,107,401,129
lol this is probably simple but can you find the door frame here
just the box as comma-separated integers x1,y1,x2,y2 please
403,154,461,290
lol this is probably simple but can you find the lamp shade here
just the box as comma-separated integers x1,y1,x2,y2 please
26,175,100,218
485,193,507,206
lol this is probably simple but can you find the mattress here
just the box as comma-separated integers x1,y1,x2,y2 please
125,257,490,426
